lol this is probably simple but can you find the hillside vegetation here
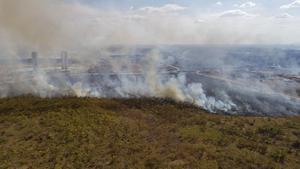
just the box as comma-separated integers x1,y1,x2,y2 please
0,96,300,169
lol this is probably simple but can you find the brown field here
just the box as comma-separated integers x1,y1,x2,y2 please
0,96,300,169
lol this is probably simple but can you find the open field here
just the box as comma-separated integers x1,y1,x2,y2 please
0,96,300,169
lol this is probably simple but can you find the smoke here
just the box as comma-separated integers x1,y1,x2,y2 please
0,0,67,51
0,0,299,116
2,0,300,48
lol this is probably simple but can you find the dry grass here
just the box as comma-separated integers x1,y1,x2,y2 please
0,96,300,169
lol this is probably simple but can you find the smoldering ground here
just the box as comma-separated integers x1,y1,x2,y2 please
1,45,299,116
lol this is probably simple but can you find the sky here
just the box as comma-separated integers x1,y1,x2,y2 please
1,0,300,48
79,0,300,16
69,0,300,44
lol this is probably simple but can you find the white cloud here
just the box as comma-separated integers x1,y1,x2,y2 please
219,9,256,18
276,13,294,19
239,1,256,8
138,4,186,14
280,0,300,9
215,2,223,6
234,1,256,8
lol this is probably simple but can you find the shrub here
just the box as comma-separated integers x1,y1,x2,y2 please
269,149,287,163
178,125,203,141
291,141,300,149
256,125,282,138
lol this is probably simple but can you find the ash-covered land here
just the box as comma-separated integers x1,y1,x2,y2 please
0,45,299,116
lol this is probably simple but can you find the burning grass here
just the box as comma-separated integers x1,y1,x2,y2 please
0,96,300,169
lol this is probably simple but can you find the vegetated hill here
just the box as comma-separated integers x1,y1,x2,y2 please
0,97,300,169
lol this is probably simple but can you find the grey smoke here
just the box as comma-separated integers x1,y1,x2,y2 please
0,0,299,116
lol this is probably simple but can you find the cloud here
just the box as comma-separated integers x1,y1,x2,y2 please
234,1,256,8
138,4,186,14
276,13,294,19
219,9,256,18
215,1,223,6
280,0,300,9
239,1,256,8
